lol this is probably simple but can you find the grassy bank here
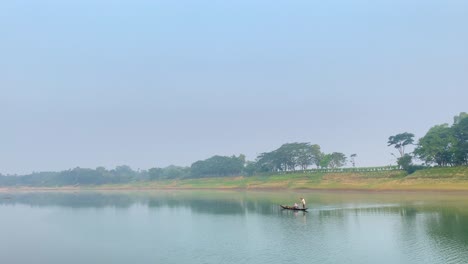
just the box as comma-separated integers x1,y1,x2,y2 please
91,166,468,191
2,167,468,192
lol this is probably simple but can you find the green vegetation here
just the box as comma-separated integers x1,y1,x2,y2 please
0,141,352,187
190,155,245,177
408,166,468,179
0,112,466,189
255,142,346,173
89,166,468,191
388,132,415,157
414,113,468,166
2,167,468,191
389,112,467,174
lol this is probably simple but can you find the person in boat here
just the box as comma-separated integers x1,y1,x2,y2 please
300,197,306,209
293,203,299,209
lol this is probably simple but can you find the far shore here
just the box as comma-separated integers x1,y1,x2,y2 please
2,167,468,193
2,187,468,194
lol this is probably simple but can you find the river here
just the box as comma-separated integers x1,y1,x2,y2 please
1,191,467,264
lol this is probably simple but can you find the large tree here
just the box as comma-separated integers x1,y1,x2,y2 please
414,124,456,166
295,143,321,170
256,143,322,172
309,144,322,168
452,115,468,165
388,132,415,157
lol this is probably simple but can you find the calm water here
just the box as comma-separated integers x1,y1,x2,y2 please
1,191,468,264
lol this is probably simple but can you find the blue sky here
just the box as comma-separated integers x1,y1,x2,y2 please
1,0,467,174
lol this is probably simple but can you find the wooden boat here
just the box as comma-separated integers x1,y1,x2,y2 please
280,205,308,211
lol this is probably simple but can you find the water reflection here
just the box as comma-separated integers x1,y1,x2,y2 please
426,209,468,244
2,191,468,217
1,192,136,208
1,191,468,264
0,191,304,216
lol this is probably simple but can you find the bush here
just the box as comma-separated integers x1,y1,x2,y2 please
405,165,428,174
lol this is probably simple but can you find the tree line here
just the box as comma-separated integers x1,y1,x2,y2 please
0,143,349,186
252,143,347,173
1,112,466,186
388,112,468,172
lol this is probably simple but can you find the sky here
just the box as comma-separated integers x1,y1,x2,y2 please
1,0,467,175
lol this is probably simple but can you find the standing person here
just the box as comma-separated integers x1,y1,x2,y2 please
300,197,306,209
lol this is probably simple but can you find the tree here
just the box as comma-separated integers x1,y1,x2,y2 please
190,155,245,177
350,154,357,167
111,165,137,183
162,165,190,179
317,152,347,169
310,144,322,169
329,152,347,168
453,112,468,125
295,143,321,170
276,143,299,171
319,154,332,168
451,116,468,165
255,143,322,172
256,146,291,172
388,132,415,157
397,154,412,171
414,124,456,166
243,161,257,176
256,151,280,172
397,154,426,173
148,167,164,180
295,144,314,170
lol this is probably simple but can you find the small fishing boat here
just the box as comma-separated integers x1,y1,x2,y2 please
280,205,308,211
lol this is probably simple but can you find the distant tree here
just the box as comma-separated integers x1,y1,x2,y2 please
295,145,313,170
275,143,300,171
319,154,332,168
397,154,413,171
350,154,357,167
148,167,164,180
111,165,137,183
256,143,323,172
113,165,134,176
388,132,415,157
238,154,246,164
295,143,321,170
243,161,257,176
329,152,347,168
96,166,107,173
310,144,322,169
256,151,280,172
190,155,245,177
162,165,190,179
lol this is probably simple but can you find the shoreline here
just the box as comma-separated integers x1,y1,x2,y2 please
2,167,468,194
3,186,468,194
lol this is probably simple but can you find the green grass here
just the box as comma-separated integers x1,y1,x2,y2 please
407,166,468,179
64,166,468,192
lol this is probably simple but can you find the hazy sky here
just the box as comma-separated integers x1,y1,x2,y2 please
1,0,467,174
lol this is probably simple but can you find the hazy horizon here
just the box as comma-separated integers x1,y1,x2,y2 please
2,0,467,175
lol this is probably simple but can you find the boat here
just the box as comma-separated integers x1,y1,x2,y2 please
280,205,308,211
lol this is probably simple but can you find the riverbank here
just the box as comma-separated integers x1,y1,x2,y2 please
2,166,468,192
